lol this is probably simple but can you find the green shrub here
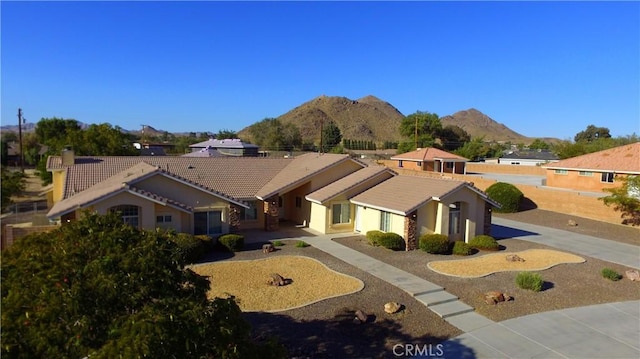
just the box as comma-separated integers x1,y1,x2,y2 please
452,241,473,255
376,232,405,251
295,240,310,248
469,235,500,251
366,230,385,246
218,234,244,252
485,182,524,213
601,268,622,281
419,234,450,254
516,272,543,292
195,234,215,250
272,240,284,247
170,233,206,263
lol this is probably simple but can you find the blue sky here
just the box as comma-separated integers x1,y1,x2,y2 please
2,1,639,140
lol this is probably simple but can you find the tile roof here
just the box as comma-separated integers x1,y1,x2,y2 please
256,153,363,200
306,165,396,204
189,138,259,149
350,175,470,215
48,156,292,200
390,147,468,162
543,142,640,173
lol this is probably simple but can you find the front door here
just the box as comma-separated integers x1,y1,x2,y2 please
355,205,362,232
448,202,462,241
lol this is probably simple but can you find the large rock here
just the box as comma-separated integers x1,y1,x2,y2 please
625,270,640,281
268,273,286,286
384,302,402,314
506,254,525,262
354,309,368,324
484,291,512,305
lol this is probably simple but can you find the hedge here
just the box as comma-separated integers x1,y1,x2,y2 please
468,235,500,251
485,182,524,213
218,234,244,252
419,234,450,254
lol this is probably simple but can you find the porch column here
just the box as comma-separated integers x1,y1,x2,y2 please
229,204,240,233
404,211,418,251
263,196,279,231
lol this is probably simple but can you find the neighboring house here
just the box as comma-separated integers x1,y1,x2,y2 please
188,138,259,157
46,149,497,248
543,142,640,192
182,146,223,158
390,147,468,174
499,150,559,166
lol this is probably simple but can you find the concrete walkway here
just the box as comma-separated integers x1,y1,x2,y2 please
492,217,640,270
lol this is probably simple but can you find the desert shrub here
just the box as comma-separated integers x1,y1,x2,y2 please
452,241,473,255
366,230,385,246
419,234,450,254
601,268,622,281
170,233,206,263
376,232,405,251
195,234,215,250
295,240,310,248
272,240,284,247
469,235,500,251
218,234,244,252
516,272,543,292
485,182,524,213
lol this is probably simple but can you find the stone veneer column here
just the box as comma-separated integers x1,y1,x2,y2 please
229,205,240,233
484,203,492,236
404,211,418,251
264,196,279,231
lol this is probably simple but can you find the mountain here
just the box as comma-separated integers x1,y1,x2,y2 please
440,108,529,143
238,95,406,144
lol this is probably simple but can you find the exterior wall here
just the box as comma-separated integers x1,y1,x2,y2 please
308,202,328,233
326,199,355,234
500,158,550,166
441,187,484,241
240,201,265,230
396,160,423,171
2,224,59,250
287,183,312,225
307,160,363,191
52,170,66,203
138,175,230,209
153,203,183,232
416,201,437,236
545,170,622,192
91,192,158,230
355,206,405,237
465,162,546,175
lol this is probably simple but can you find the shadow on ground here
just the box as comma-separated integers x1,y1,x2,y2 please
492,224,539,240
245,309,476,358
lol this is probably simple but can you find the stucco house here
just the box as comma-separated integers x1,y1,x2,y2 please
543,143,640,192
499,149,559,166
188,138,259,157
46,149,497,248
390,147,468,174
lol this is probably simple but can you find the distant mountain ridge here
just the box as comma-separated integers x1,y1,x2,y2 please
440,108,528,143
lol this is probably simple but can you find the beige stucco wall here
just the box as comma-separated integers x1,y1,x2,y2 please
355,205,405,237
138,175,230,209
545,170,622,192
309,202,328,233
416,201,437,236
91,192,158,230
51,170,66,203
153,203,184,232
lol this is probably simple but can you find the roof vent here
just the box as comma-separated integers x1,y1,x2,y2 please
188,165,194,169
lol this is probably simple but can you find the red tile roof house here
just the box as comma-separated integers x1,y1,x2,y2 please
390,147,469,174
46,150,498,249
542,143,640,192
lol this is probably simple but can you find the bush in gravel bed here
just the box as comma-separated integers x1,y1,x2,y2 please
419,234,451,254
295,240,310,248
366,230,385,246
452,241,473,256
170,233,207,263
272,240,284,247
601,268,622,281
376,232,405,251
469,235,500,251
218,234,244,252
486,182,524,213
516,272,543,292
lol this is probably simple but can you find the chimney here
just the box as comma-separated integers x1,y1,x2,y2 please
61,146,75,166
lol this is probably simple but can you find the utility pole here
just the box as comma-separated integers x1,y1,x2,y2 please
414,116,418,150
17,108,24,173
319,118,324,154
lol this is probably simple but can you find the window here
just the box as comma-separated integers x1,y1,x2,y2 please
109,205,139,228
446,162,454,169
156,215,172,223
380,211,391,232
601,172,615,183
579,171,593,177
448,202,461,235
332,203,350,224
194,211,222,235
295,197,302,208
398,160,403,168
239,201,258,220
554,169,568,175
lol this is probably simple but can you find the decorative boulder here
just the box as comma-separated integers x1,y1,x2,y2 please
384,302,402,314
354,309,368,324
625,270,640,281
484,291,512,305
567,219,578,227
262,243,275,253
268,273,286,286
506,254,525,262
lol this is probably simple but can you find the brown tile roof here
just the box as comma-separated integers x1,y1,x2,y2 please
390,147,468,162
350,175,473,215
256,153,364,200
543,143,640,174
306,165,396,204
47,161,251,218
48,156,292,200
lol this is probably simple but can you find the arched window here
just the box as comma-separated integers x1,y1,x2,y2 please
109,205,140,228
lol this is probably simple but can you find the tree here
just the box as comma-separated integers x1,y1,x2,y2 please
321,121,342,152
574,125,611,142
453,137,505,160
249,118,302,151
528,139,550,150
1,167,25,210
439,125,470,151
215,129,238,140
600,175,640,226
1,212,284,358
